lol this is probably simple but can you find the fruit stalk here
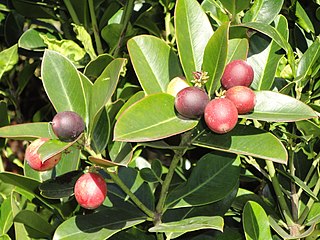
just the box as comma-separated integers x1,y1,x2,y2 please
155,131,192,219
107,170,155,219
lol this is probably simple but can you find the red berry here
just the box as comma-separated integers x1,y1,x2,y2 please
221,59,254,89
74,172,107,209
25,138,61,171
174,87,210,119
225,86,256,114
51,111,85,142
204,98,238,134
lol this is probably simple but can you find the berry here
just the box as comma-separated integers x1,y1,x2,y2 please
51,111,85,142
225,86,256,114
204,98,238,134
25,138,61,171
166,76,190,97
221,59,254,89
74,172,107,209
174,87,210,119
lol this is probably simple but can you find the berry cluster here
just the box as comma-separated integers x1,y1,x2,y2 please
174,59,256,134
24,111,106,209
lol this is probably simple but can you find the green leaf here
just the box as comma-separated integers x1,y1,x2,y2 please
24,161,54,183
296,0,315,33
192,123,287,164
243,91,318,122
243,0,284,24
39,171,82,199
149,216,224,239
114,93,198,142
296,120,320,139
165,152,240,208
42,50,87,122
220,0,250,16
18,29,56,51
0,196,13,235
53,207,146,240
127,35,182,94
0,122,55,140
296,36,320,81
175,0,214,82
227,38,248,63
90,107,111,153
0,44,18,79
55,145,81,176
89,58,127,132
72,24,97,59
40,35,86,65
14,210,55,238
243,201,272,240
84,54,114,80
203,22,229,96
239,22,289,53
247,15,288,90
37,137,81,162
201,0,229,25
140,159,163,183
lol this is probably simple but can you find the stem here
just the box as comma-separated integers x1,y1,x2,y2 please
88,0,104,55
155,132,192,220
288,141,299,221
298,171,320,225
164,11,171,43
265,160,293,223
63,0,80,25
108,170,155,219
297,154,320,197
112,0,134,57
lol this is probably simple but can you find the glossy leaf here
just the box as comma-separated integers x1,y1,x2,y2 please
114,93,198,142
18,28,55,51
203,22,229,96
37,136,81,162
0,44,18,79
227,38,248,63
296,0,315,33
84,54,114,80
24,161,54,183
41,50,87,121
0,196,13,235
296,36,320,81
243,91,318,122
175,0,213,82
53,208,146,240
140,159,163,183
39,171,82,199
243,201,272,240
192,123,287,164
55,145,81,176
243,0,284,24
165,152,240,208
296,120,320,138
248,15,288,90
201,0,229,25
14,210,55,238
89,142,134,167
90,107,111,153
149,216,223,239
0,123,55,140
127,35,182,94
89,58,127,132
239,22,289,53
220,0,250,16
